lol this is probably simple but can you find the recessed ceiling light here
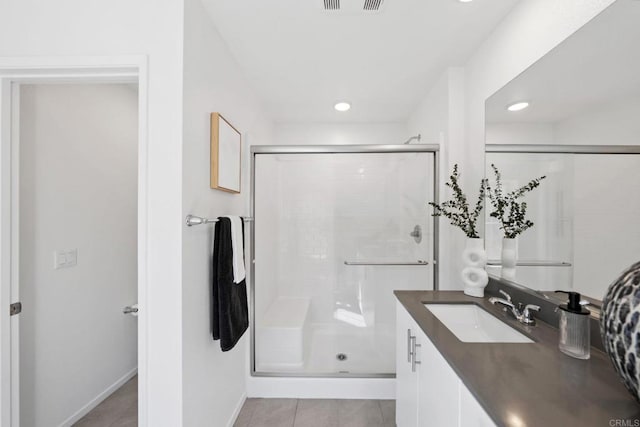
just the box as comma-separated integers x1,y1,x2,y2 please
506,101,530,112
334,102,351,112
459,0,473,3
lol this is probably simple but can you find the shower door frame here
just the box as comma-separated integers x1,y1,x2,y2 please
249,144,440,378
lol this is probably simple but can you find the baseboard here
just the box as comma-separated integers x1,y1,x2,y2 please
227,392,247,427
247,377,395,399
58,367,138,427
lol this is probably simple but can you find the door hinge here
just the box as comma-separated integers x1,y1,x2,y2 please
10,302,22,316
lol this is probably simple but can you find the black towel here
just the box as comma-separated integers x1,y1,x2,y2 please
211,217,248,351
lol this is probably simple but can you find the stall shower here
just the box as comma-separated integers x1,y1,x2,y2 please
251,146,438,377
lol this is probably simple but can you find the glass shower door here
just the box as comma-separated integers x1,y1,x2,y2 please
253,150,435,376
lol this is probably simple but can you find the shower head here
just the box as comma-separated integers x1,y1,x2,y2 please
403,134,422,144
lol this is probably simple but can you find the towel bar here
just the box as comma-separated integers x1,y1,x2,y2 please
344,260,429,266
486,260,572,267
185,214,254,227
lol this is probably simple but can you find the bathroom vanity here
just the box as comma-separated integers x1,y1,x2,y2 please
395,290,640,427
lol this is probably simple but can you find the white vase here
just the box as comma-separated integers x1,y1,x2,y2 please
461,238,489,298
501,237,518,280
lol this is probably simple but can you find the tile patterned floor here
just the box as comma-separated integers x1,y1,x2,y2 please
71,380,393,427
73,376,138,427
234,399,395,427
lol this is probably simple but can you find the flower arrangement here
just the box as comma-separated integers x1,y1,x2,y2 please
485,164,546,239
429,164,487,239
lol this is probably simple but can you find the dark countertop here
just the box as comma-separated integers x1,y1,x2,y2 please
395,290,640,427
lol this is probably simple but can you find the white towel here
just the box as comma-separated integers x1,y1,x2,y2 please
224,216,246,284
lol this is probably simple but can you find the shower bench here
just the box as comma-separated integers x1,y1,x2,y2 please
257,296,311,369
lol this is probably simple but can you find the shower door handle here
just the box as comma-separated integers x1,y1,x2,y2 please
407,329,413,363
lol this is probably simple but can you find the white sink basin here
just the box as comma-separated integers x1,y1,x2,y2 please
424,304,533,343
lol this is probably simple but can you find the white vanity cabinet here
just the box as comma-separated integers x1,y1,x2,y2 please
395,301,496,427
459,385,498,427
396,301,419,426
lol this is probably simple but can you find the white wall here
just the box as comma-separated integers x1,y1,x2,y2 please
181,0,273,425
0,1,185,425
274,122,407,146
407,67,465,290
485,122,555,145
555,97,640,146
19,84,137,426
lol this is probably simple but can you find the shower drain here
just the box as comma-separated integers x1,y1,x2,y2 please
336,353,348,361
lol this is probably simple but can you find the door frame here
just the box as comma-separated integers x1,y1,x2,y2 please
0,56,149,427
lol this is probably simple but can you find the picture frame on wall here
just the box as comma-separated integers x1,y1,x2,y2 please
210,112,241,193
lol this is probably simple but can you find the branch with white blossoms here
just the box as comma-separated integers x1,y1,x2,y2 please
429,164,487,239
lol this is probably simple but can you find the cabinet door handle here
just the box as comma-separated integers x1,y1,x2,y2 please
407,329,413,363
411,337,422,372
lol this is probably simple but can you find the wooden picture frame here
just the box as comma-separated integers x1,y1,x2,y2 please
210,112,241,193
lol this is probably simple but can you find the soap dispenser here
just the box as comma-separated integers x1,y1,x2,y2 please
556,291,590,360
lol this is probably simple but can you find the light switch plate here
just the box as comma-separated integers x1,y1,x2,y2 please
54,251,66,268
54,249,78,269
66,249,77,266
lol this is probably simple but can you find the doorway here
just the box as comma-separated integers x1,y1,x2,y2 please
17,83,138,426
0,59,149,427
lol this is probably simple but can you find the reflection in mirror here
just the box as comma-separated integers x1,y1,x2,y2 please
485,151,640,302
484,0,640,303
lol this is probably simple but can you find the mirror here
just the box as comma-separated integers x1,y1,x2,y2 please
484,0,640,303
211,112,242,193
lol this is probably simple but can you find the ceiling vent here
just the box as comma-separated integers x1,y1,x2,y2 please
324,0,340,10
363,0,384,11
321,0,386,13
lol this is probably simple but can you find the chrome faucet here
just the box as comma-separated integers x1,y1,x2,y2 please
489,290,541,325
